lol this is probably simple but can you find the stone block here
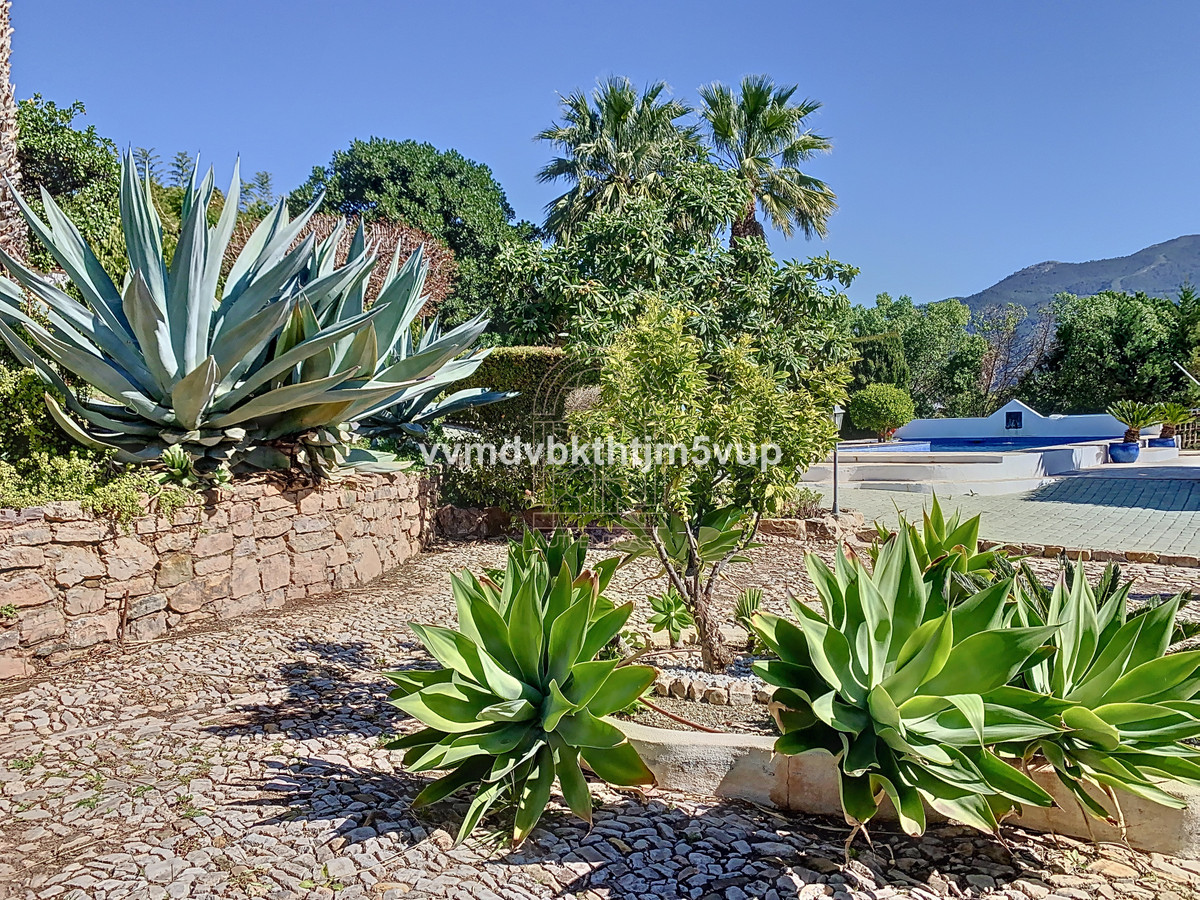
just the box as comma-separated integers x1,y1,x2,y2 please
256,493,292,513
105,537,156,580
228,501,253,523
230,558,260,599
127,611,166,642
351,541,383,582
253,518,292,540
133,515,158,535
215,594,264,620
9,525,51,546
64,585,106,616
1162,554,1200,567
167,571,229,614
0,572,54,609
42,500,85,521
234,537,257,559
54,520,106,543
193,532,234,558
291,515,329,534
20,605,66,645
0,545,44,570
68,612,119,649
288,530,335,553
154,531,192,552
126,593,167,620
194,553,232,576
232,519,254,537
333,515,359,542
326,545,349,567
298,491,322,515
156,551,193,588
106,575,155,598
258,536,287,557
0,651,31,679
290,553,327,586
286,584,307,601
1126,551,1160,563
54,546,105,587
260,554,290,592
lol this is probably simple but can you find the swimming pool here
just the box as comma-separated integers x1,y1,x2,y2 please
846,437,1110,453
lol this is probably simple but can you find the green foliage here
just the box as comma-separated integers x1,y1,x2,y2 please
1154,401,1196,440
384,529,655,845
647,589,694,647
698,75,836,241
849,332,909,394
16,95,123,276
1005,560,1200,821
537,76,700,240
734,588,762,651
847,384,916,442
1106,400,1159,442
751,529,1059,836
0,154,503,479
848,295,987,418
1020,291,1190,414
871,496,1001,603
290,138,527,327
0,364,78,460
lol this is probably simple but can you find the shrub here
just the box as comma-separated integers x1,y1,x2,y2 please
849,332,909,393
1154,401,1196,440
384,529,655,845
848,383,916,441
750,529,1059,836
1106,400,1159,443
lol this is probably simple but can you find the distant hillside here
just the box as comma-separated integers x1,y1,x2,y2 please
960,235,1200,313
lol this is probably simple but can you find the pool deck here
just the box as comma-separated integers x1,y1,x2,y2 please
830,452,1200,557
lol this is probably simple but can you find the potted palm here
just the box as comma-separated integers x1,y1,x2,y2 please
1151,401,1196,448
1106,400,1158,463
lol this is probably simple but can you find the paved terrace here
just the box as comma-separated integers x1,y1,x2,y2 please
839,458,1200,559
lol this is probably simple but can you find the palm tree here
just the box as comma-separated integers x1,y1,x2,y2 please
537,76,697,239
698,75,837,244
0,0,24,259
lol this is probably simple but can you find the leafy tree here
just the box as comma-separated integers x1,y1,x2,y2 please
548,300,839,670
291,138,525,325
849,294,987,417
698,75,836,244
1018,290,1189,414
15,95,121,274
133,147,161,183
491,159,856,405
168,151,195,188
536,76,698,240
849,332,909,393
241,170,275,217
975,302,1054,411
847,383,916,441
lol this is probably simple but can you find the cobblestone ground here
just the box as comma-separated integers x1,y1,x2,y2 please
837,472,1200,557
2,539,1199,900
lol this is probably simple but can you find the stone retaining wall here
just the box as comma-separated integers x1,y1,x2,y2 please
0,472,434,681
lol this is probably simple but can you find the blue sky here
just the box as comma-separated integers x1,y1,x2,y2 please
12,1,1200,304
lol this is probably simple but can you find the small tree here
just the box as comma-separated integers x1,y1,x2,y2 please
1107,400,1159,443
1154,402,1196,441
548,300,838,671
848,384,916,442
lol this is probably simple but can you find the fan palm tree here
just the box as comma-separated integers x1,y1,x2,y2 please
0,0,23,259
698,75,836,245
537,76,698,239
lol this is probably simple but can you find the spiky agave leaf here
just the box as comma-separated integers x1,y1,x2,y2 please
384,529,654,844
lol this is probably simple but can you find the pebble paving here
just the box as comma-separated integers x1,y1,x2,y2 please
1,539,1199,900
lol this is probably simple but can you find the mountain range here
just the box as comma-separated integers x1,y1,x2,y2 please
959,234,1200,313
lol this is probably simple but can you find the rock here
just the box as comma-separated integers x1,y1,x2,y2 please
126,611,166,642
125,593,167,621
156,551,193,588
54,546,105,587
1087,859,1138,881
0,572,55,608
104,537,156,580
703,687,728,705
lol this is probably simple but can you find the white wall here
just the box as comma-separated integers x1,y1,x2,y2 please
893,399,1153,441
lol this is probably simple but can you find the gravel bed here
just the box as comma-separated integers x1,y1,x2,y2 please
0,535,1197,900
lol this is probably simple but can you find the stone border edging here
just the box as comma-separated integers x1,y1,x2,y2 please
621,720,1200,855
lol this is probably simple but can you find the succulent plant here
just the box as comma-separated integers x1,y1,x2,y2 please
1005,560,1200,821
750,528,1059,837
385,529,655,844
0,152,511,480
647,588,694,647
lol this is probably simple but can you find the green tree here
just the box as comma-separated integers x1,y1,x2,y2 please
698,75,836,244
848,332,909,393
849,294,987,417
15,95,122,274
1019,290,1189,413
168,151,195,188
242,170,275,217
847,383,916,441
536,76,698,240
290,137,524,325
133,147,161,183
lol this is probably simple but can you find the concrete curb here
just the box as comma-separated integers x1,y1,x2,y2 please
622,721,1200,855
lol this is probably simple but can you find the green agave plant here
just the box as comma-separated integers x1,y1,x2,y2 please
750,529,1060,837
647,588,693,647
384,530,655,845
871,495,1001,602
0,152,510,478
1004,560,1200,822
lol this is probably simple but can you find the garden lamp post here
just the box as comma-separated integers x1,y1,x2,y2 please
831,404,845,517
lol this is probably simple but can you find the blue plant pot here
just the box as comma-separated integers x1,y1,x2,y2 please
1109,442,1140,463
1148,437,1177,448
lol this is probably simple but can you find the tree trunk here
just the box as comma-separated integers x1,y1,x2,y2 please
1124,427,1140,443
690,586,734,673
730,198,764,247
1161,423,1177,440
0,1,23,261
